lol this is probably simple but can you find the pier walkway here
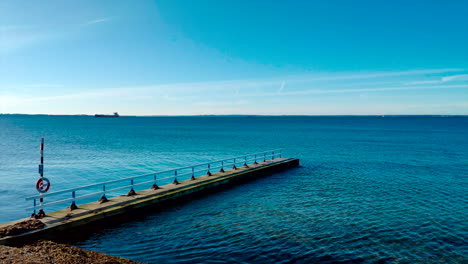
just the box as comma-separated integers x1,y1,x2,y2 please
0,150,299,245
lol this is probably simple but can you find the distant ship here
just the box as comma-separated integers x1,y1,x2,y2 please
95,112,119,117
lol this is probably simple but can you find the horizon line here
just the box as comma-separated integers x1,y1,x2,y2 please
1,113,467,117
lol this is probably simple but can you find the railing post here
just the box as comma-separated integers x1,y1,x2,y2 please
220,161,225,173
233,158,237,170
70,191,78,210
127,179,136,196
37,194,45,218
173,170,179,185
190,167,196,180
264,153,266,162
152,174,159,189
254,154,258,164
99,184,108,203
33,198,36,216
272,151,275,160
207,163,212,176
243,156,249,168
191,167,196,180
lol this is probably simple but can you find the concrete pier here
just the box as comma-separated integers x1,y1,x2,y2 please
0,157,299,245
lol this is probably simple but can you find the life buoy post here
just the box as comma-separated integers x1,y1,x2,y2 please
32,138,50,219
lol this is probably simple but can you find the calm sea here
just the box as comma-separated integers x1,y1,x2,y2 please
0,115,467,263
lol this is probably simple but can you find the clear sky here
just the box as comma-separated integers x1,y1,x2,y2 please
1,0,467,115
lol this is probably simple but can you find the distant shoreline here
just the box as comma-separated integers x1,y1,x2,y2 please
1,114,467,117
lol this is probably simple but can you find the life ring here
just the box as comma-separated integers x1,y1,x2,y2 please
36,177,51,193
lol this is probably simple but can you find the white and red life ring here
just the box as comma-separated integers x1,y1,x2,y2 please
36,177,51,193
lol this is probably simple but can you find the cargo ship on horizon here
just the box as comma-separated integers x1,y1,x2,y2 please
95,112,119,117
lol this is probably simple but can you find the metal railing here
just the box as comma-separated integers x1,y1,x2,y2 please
25,149,282,215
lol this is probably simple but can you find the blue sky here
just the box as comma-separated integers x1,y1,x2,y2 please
1,0,467,115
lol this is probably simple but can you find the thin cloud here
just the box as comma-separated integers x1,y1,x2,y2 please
0,25,47,53
442,74,468,82
404,80,441,85
0,17,112,53
405,73,468,85
236,84,468,97
282,68,465,83
0,25,36,31
3,68,467,109
100,68,466,94
278,81,285,94
1,88,131,105
22,84,64,88
83,18,112,26
194,100,248,107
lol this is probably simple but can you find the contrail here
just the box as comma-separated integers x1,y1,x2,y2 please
278,81,285,93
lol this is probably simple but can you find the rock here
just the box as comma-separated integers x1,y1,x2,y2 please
0,219,45,238
0,240,145,264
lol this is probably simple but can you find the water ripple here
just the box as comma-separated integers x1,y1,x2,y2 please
1,116,467,263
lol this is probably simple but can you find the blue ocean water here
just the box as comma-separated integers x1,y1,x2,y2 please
0,115,467,263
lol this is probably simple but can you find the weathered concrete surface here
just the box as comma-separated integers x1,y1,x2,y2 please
0,157,299,245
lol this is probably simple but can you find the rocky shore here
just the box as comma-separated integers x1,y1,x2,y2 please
0,219,143,263
0,240,144,264
0,219,45,238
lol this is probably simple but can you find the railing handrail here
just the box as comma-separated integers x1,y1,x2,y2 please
25,149,282,200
